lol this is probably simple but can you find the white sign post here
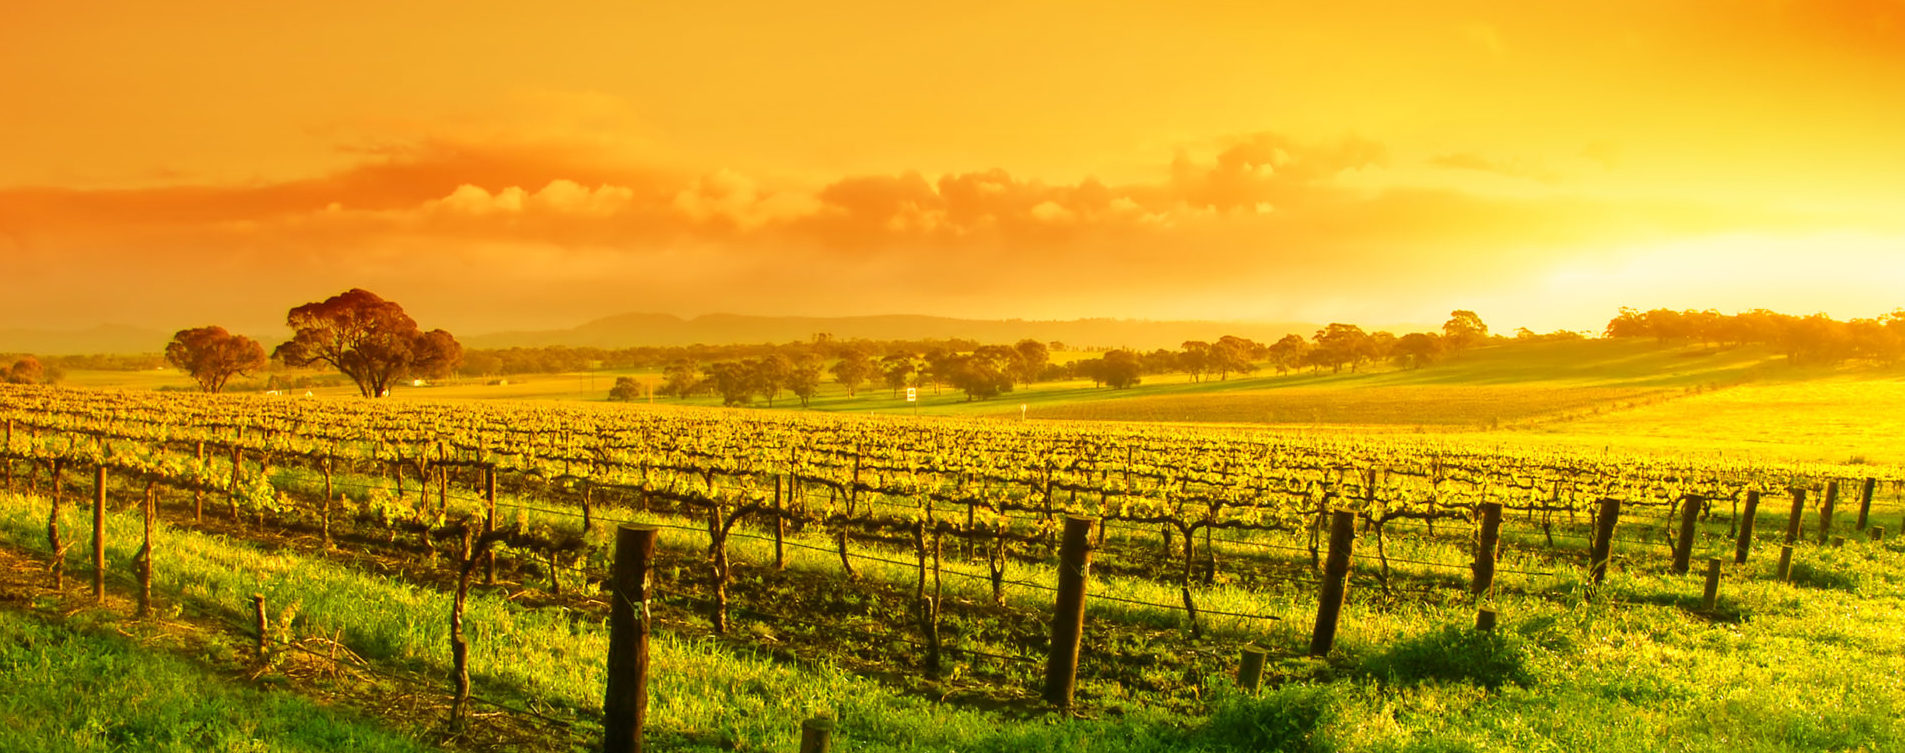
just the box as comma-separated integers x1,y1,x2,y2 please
906,386,917,417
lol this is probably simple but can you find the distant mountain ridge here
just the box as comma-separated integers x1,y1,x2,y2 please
468,313,1360,351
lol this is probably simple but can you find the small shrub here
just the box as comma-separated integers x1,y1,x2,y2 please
1198,684,1340,753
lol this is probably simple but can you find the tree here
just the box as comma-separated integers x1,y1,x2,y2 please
830,347,875,397
273,289,461,397
1266,334,1311,374
880,353,917,398
789,353,825,407
661,358,701,398
949,346,1016,401
608,376,643,401
1098,349,1143,389
708,362,755,406
1011,339,1050,386
1311,323,1374,373
1392,332,1443,369
751,353,795,407
1211,335,1260,380
164,326,267,394
1443,310,1488,352
5,356,45,385
1179,341,1211,382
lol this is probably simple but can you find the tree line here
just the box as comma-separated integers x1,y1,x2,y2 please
622,311,1507,405
1603,307,1905,365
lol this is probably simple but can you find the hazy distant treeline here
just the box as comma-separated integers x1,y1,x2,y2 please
1603,307,1905,365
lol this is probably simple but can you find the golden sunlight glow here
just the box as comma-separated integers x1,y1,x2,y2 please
1,1,1901,335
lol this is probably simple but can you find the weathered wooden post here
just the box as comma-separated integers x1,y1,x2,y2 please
1672,495,1702,575
1784,488,1807,546
1818,481,1839,545
774,475,787,570
93,464,106,603
48,458,64,590
252,593,269,658
604,524,659,753
1042,516,1096,709
1589,498,1621,585
1471,502,1502,595
1475,607,1498,632
1734,490,1760,564
1776,544,1794,582
1701,557,1722,611
1856,477,1876,531
484,465,498,586
193,441,205,522
137,481,155,618
1237,645,1268,692
320,457,334,549
1871,526,1885,542
799,718,836,753
1309,509,1356,656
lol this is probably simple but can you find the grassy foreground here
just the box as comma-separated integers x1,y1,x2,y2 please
0,607,431,753
4,486,1904,751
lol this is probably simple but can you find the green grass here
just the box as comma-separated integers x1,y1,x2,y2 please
0,607,431,753
5,483,1905,751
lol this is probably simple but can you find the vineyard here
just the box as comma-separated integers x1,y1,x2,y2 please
2,382,1903,751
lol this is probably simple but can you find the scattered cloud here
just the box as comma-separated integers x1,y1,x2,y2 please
1428,152,1559,184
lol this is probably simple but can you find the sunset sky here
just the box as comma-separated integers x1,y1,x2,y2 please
3,1,1903,339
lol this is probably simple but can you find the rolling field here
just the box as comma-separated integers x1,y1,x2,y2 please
5,375,1905,751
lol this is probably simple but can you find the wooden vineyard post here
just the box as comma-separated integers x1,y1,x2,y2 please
1734,490,1760,564
1858,477,1877,532
1588,498,1620,585
1818,480,1839,545
1776,544,1794,581
1042,516,1096,710
92,464,106,604
1471,502,1502,596
799,718,835,753
1672,495,1702,575
1872,527,1886,542
48,459,63,590
193,442,204,522
1309,509,1356,657
1475,607,1498,632
774,475,787,570
252,593,269,658
1702,557,1722,611
136,481,154,618
484,465,498,586
1784,488,1806,546
1237,645,1268,692
604,524,659,753
321,458,334,549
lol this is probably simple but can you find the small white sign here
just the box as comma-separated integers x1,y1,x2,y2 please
906,387,918,402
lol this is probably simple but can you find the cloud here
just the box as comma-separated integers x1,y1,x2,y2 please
0,129,1861,335
1428,152,1559,184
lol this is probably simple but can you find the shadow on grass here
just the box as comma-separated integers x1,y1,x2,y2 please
1355,622,1534,691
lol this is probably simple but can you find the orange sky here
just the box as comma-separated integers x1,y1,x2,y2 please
3,1,1903,338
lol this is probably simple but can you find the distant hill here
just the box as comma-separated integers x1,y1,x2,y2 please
0,324,170,356
464,313,1394,351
